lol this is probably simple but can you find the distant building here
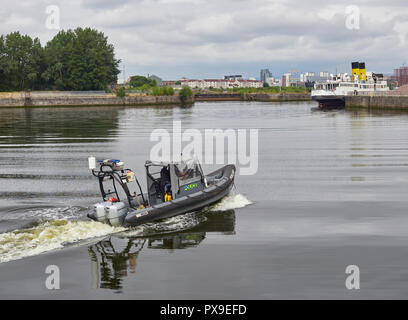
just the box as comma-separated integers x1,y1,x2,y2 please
300,72,315,82
394,66,408,86
265,77,280,87
162,80,183,89
382,75,396,87
260,69,272,83
319,71,330,78
174,78,263,89
224,75,243,81
281,73,291,87
148,74,163,86
162,80,178,86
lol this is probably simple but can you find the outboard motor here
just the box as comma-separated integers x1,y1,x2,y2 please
88,156,147,226
106,202,127,226
93,202,109,223
92,200,127,226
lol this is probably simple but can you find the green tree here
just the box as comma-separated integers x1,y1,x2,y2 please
41,29,75,89
165,86,174,96
0,36,8,90
129,75,156,88
0,32,44,91
43,28,120,90
152,86,160,96
152,86,175,96
178,86,193,104
116,86,126,98
0,28,120,91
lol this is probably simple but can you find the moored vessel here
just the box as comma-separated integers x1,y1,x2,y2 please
311,62,389,109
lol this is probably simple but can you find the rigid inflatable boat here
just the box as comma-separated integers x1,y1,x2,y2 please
87,157,235,227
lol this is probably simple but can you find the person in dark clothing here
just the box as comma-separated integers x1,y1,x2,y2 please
160,165,171,196
160,165,170,183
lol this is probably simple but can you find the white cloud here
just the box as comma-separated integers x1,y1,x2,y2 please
1,0,407,78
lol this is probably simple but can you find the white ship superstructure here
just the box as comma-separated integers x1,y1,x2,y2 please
311,62,389,108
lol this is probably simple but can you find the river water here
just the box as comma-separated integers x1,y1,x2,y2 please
0,101,408,299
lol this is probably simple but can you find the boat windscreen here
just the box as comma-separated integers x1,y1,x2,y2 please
174,159,202,184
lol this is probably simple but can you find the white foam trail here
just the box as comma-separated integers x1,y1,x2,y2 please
209,192,252,211
26,206,82,220
0,192,253,263
2,206,82,221
118,212,207,238
0,220,125,263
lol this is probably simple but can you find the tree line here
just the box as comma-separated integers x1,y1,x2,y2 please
0,28,120,91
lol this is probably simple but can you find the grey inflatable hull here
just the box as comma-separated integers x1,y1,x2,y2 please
88,164,235,227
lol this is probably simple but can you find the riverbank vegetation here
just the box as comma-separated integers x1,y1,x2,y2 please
129,76,157,88
0,28,120,92
152,86,175,96
125,75,175,96
179,86,193,104
116,87,126,98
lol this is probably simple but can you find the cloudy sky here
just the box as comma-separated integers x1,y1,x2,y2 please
1,0,407,80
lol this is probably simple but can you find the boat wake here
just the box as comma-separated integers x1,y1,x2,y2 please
117,212,208,238
208,192,252,211
0,192,252,264
0,219,124,264
2,205,83,221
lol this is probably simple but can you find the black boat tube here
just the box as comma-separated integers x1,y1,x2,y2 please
124,164,235,227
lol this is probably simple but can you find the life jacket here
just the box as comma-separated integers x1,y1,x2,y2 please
164,193,172,202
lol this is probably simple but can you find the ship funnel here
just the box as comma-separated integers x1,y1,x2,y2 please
352,62,367,82
352,62,360,81
359,62,367,82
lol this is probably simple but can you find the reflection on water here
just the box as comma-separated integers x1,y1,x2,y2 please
147,232,205,250
88,210,235,292
89,238,145,291
0,107,124,145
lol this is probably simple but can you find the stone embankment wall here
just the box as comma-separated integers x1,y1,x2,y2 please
194,94,242,101
244,93,311,102
345,95,408,110
0,91,312,107
0,92,183,107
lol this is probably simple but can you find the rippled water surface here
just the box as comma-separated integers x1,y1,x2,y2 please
1,102,408,299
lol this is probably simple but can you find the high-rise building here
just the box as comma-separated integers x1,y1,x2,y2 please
281,73,291,87
260,69,272,83
394,66,408,86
